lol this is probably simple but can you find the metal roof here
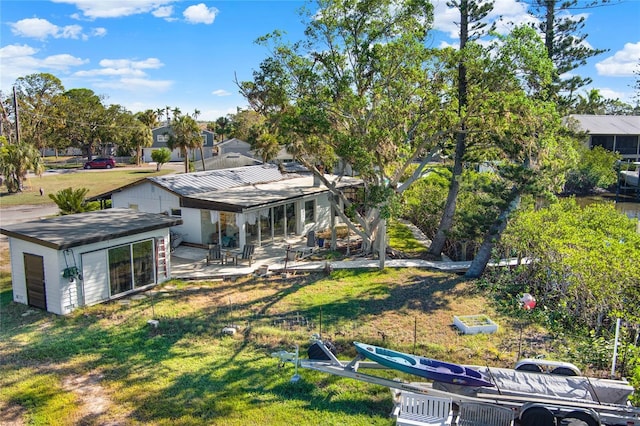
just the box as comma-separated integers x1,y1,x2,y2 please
567,115,640,135
149,164,295,196
182,174,362,211
0,208,182,250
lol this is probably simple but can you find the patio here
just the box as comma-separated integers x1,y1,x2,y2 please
170,237,326,280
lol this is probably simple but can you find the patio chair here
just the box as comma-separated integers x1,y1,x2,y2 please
236,245,255,266
395,392,453,426
206,244,223,265
457,402,514,426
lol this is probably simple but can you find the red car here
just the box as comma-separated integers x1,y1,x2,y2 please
84,157,116,169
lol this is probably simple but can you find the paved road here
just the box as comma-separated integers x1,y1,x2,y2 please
0,204,60,227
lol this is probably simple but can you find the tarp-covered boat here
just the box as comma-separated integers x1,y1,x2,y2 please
354,342,494,387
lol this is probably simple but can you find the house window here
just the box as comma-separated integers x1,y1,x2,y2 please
615,136,639,155
305,200,315,224
286,203,296,235
109,245,132,295
157,134,169,142
220,211,238,248
170,208,182,217
108,239,155,297
591,135,614,151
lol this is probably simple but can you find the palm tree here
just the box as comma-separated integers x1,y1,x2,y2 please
167,115,201,173
134,110,158,166
0,139,45,193
191,109,206,170
215,116,231,142
156,108,165,124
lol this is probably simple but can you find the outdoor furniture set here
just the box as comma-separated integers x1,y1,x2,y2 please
206,244,254,266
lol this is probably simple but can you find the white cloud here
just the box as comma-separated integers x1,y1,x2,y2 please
59,24,83,39
10,18,58,39
52,0,177,19
95,77,173,92
596,42,640,77
596,88,629,101
91,27,108,37
183,4,219,25
432,0,535,41
72,58,164,80
0,44,88,89
212,89,231,96
153,6,174,19
42,54,88,70
74,68,147,77
10,18,85,40
99,58,163,70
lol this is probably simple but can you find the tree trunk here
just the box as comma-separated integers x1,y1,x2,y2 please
465,191,521,278
378,218,386,269
199,147,206,171
183,148,189,173
428,0,468,258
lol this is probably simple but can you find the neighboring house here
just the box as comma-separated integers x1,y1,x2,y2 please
195,152,261,172
144,125,216,163
94,164,361,249
0,209,182,315
216,138,253,158
567,115,640,162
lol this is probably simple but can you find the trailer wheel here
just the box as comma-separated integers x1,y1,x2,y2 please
561,410,599,426
520,406,555,426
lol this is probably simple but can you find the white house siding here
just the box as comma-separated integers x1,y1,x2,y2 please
143,147,214,163
81,250,109,306
112,182,181,217
8,239,60,313
7,228,172,315
309,194,333,234
177,208,205,244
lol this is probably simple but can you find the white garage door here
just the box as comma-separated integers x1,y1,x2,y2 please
82,250,109,306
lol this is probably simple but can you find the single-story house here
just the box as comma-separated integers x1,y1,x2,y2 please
0,209,182,315
96,164,361,249
144,125,216,163
567,115,640,162
217,138,253,158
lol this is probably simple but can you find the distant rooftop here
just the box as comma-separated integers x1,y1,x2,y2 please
567,115,640,135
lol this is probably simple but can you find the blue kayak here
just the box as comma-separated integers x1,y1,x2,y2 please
354,342,494,387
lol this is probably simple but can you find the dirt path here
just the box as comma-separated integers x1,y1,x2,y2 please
62,373,115,423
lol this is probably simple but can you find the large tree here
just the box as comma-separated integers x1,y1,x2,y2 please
464,26,577,278
528,0,607,111
427,0,495,258
10,73,66,153
56,88,107,159
241,0,457,263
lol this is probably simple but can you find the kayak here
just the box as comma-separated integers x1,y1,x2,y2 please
353,342,494,387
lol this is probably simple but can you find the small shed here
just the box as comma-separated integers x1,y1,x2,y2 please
0,208,182,315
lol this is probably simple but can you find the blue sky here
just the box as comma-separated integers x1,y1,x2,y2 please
1,0,638,122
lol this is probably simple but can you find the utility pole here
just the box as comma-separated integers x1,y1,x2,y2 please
13,86,20,144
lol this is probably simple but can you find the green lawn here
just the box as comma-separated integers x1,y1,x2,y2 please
0,167,174,207
0,263,519,425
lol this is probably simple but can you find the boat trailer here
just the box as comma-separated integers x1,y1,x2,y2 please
292,340,640,426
